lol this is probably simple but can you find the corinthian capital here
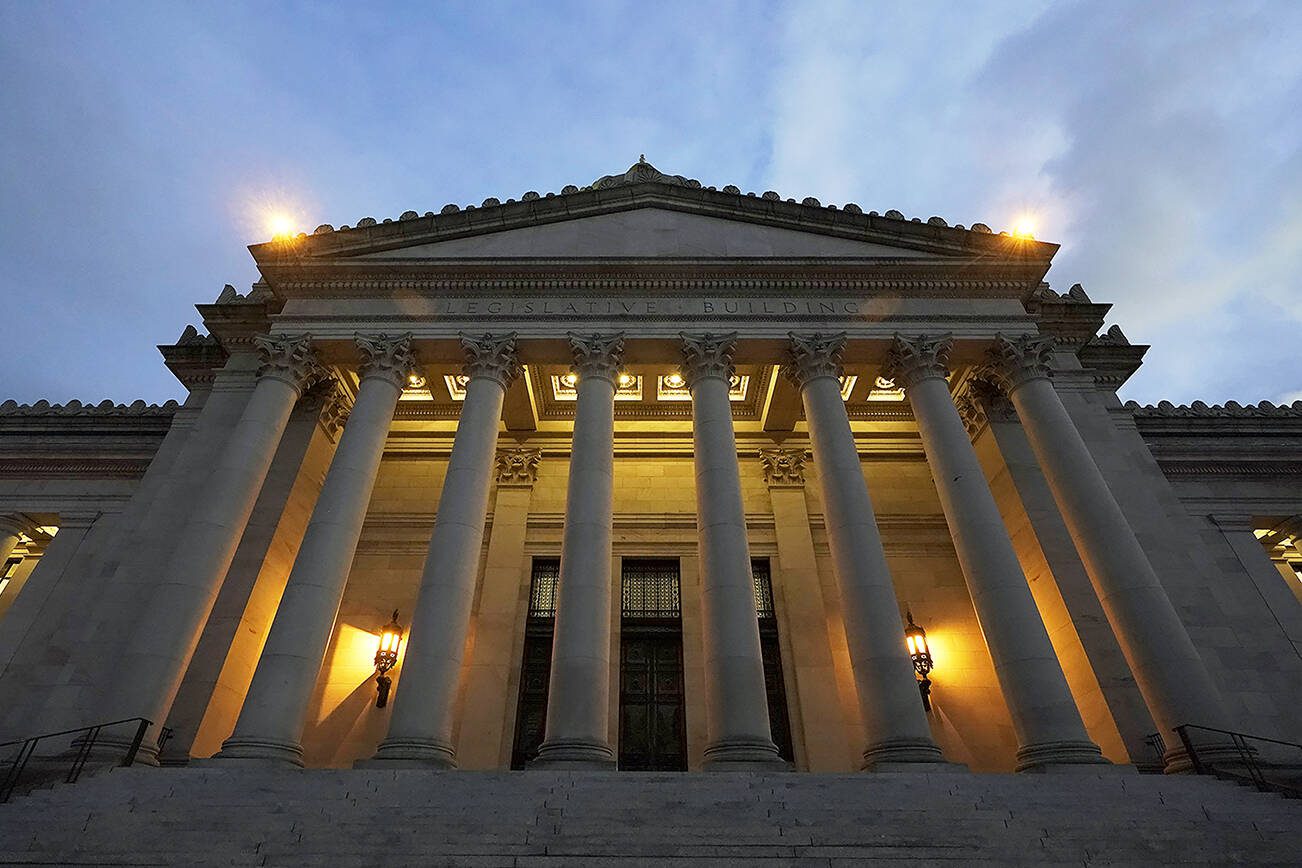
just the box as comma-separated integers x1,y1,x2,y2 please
356,333,417,388
460,333,521,389
495,447,542,487
952,379,1013,439
254,333,330,395
568,332,625,384
985,334,1055,394
884,334,953,389
783,332,846,390
759,448,809,488
679,332,738,388
300,378,353,440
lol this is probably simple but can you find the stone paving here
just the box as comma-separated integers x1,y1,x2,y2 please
1,768,1300,866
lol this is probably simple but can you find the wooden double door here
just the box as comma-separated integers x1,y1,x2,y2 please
617,623,687,771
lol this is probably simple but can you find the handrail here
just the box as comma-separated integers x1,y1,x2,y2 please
0,717,153,803
1174,723,1302,798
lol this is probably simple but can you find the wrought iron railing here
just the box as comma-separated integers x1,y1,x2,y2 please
0,717,156,803
1173,724,1302,798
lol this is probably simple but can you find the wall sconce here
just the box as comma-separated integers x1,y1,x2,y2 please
904,609,934,712
374,610,403,708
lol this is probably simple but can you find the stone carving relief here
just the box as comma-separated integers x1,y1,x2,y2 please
983,334,1056,394
568,333,626,384
679,332,738,388
253,333,330,395
759,448,809,487
459,333,522,389
495,447,542,487
884,334,954,389
783,332,847,389
356,333,418,389
952,379,1015,439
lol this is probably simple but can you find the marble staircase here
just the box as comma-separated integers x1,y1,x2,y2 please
1,767,1299,866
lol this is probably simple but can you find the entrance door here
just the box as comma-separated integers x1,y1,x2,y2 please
618,558,686,771
619,628,686,770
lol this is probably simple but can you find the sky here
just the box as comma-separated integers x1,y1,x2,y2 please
1,1,1299,407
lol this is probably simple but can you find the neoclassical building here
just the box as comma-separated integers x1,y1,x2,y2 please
2,160,1300,780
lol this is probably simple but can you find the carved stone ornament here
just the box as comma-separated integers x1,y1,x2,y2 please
984,334,1056,394
591,156,704,191
759,448,809,488
460,333,522,389
356,333,417,388
253,333,330,395
884,334,954,389
783,332,847,390
952,379,1014,439
300,378,352,440
568,332,626,384
679,332,738,388
495,447,542,487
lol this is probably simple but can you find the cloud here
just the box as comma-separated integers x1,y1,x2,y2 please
765,0,1302,405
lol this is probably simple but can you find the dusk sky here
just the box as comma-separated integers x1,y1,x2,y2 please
2,1,1299,407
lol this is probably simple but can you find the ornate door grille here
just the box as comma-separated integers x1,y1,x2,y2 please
753,558,794,762
510,557,559,769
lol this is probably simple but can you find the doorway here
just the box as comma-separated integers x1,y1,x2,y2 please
618,558,687,771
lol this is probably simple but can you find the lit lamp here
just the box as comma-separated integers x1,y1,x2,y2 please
374,610,403,708
904,609,934,712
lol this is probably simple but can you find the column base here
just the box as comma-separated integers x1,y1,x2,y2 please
210,736,305,768
360,736,457,769
529,737,616,770
702,737,787,771
1015,739,1111,773
861,737,948,771
1162,741,1245,775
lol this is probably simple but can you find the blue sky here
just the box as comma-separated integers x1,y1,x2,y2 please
2,1,1299,406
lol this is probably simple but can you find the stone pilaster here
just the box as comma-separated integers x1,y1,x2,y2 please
216,334,414,766
786,331,946,769
887,334,1106,771
533,333,625,769
369,333,520,767
682,332,785,770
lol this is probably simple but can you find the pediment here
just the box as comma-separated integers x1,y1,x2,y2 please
348,208,932,259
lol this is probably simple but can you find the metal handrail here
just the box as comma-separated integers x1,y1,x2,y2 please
0,717,153,803
1174,723,1302,798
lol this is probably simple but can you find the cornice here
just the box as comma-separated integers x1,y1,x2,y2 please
158,325,229,388
1078,326,1147,389
0,457,156,478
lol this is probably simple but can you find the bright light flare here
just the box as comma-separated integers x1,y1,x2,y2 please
1011,216,1037,239
266,212,297,239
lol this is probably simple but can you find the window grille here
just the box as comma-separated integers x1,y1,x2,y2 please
527,558,560,619
752,558,776,620
621,558,681,619
0,557,20,598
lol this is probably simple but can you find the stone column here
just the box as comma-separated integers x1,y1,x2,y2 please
887,334,1107,771
681,332,784,770
760,449,854,771
106,334,327,757
455,447,540,769
787,332,945,769
369,333,520,767
986,334,1234,770
216,334,414,766
533,333,623,768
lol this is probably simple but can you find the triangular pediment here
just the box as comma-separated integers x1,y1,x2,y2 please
348,208,931,259
251,159,1058,267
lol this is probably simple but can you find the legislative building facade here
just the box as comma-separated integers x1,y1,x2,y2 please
2,160,1301,780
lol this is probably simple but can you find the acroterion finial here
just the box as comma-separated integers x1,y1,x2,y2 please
638,154,647,164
